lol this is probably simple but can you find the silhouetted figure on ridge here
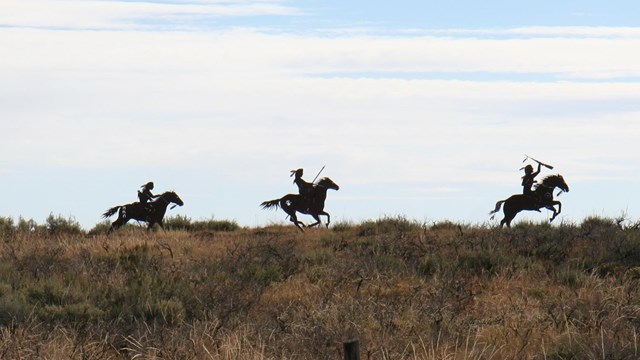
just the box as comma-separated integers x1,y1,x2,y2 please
521,163,542,195
138,181,159,203
291,169,314,198
261,167,337,231
261,176,340,232
490,158,569,228
291,168,316,211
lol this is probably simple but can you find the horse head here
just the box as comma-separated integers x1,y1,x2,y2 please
161,191,185,206
540,174,569,194
316,177,340,191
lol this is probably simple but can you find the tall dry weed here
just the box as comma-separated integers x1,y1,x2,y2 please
0,219,638,358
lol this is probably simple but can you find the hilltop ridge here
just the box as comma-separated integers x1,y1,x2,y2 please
0,216,639,359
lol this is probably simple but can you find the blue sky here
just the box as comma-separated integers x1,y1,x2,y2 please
1,1,639,229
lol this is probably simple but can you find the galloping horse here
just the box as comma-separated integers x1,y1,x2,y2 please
260,177,340,231
103,191,184,232
490,174,569,228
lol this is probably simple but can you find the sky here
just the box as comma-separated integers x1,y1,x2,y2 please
1,0,639,230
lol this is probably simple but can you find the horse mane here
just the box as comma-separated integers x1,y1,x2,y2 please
149,190,175,202
541,174,562,183
534,174,564,190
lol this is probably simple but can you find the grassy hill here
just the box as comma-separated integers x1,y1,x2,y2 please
0,216,639,359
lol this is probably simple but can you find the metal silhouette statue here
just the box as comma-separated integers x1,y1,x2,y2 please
103,190,184,232
490,157,569,227
261,168,339,231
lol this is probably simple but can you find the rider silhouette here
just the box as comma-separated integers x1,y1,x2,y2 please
138,182,159,203
291,169,315,210
521,163,542,196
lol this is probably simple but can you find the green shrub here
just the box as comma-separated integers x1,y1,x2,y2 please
16,217,41,233
191,218,241,232
45,214,83,235
581,215,617,228
550,337,584,360
39,302,104,324
357,216,421,236
164,214,193,231
331,220,355,232
87,220,112,235
418,255,440,277
430,220,462,231
512,219,553,232
146,298,186,326
556,268,588,288
0,216,14,237
27,282,83,306
163,216,241,232
0,293,29,326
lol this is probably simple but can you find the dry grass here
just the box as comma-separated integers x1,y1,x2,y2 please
0,217,639,359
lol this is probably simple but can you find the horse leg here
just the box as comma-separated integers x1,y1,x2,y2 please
307,212,331,228
500,216,513,228
320,211,331,227
501,206,517,228
284,207,305,232
546,201,561,222
281,198,306,231
290,213,305,232
110,214,129,232
307,216,321,228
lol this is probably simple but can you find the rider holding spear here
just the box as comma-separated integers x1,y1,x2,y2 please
521,155,554,196
290,166,325,211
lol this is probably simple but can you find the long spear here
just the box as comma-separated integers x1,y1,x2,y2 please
311,165,326,183
521,155,554,170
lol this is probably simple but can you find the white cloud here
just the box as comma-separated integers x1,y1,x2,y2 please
0,0,299,30
0,21,638,226
0,27,639,189
508,26,640,38
421,27,640,39
4,28,640,85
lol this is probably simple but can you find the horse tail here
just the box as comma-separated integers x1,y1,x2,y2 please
260,198,282,211
102,206,121,218
489,200,505,220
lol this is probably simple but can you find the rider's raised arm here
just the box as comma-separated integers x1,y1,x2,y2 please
533,162,542,177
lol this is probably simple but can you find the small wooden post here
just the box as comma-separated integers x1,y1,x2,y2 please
344,339,360,360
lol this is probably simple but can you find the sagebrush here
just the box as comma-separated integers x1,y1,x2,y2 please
0,217,638,359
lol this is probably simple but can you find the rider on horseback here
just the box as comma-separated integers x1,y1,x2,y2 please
291,169,315,210
522,162,552,209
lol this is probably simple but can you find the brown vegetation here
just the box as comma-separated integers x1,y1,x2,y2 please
0,216,639,359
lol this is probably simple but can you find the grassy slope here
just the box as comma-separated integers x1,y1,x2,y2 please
0,217,639,359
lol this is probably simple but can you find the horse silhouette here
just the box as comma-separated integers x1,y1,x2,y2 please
261,177,339,231
490,174,569,228
102,191,184,232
